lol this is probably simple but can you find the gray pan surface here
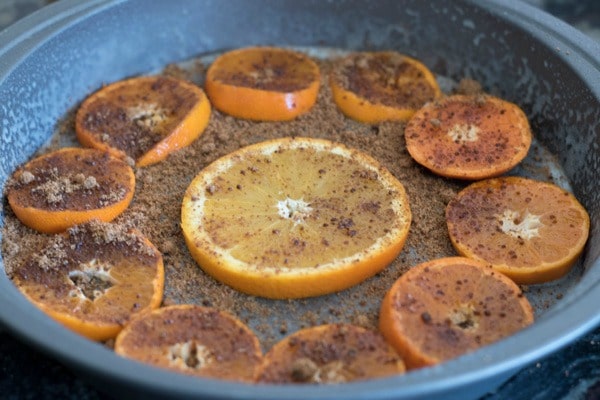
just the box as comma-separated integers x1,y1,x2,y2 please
0,0,599,399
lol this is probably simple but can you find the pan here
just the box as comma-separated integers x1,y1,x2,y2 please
0,0,599,399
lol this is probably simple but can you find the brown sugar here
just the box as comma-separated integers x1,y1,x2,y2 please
0,54,513,351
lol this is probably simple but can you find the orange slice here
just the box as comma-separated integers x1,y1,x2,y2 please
11,220,164,341
405,94,532,180
379,257,534,369
114,305,262,382
6,147,135,234
181,137,411,299
329,51,441,123
446,176,590,284
75,75,211,167
255,324,405,384
205,46,320,121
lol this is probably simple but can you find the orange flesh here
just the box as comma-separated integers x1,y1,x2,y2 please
11,221,164,341
379,257,534,369
7,147,135,234
114,305,262,382
405,94,532,180
330,51,441,123
256,324,405,383
205,47,320,121
181,137,411,299
75,75,210,166
446,176,590,284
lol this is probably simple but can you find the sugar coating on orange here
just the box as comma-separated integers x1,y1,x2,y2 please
114,305,262,382
256,324,405,384
405,94,532,180
11,220,164,341
76,75,210,167
379,257,534,369
446,176,590,284
330,51,441,123
6,147,135,234
181,137,411,299
205,46,320,121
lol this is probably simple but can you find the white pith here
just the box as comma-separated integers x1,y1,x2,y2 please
497,209,542,240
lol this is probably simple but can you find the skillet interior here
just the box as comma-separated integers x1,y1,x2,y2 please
0,0,599,399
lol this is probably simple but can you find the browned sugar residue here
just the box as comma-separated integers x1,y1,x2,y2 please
6,150,130,211
3,56,471,350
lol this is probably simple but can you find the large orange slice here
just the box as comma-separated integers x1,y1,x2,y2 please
75,75,211,167
181,137,411,299
446,176,590,284
11,220,164,341
205,46,320,121
114,305,262,382
329,51,441,123
379,257,534,369
405,94,532,180
6,147,135,234
256,324,405,384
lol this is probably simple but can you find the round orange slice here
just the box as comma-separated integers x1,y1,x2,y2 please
205,46,320,121
255,324,405,384
6,147,135,234
11,220,164,341
329,51,441,123
114,305,262,382
446,176,590,284
75,75,211,167
405,94,532,180
379,257,534,369
181,137,411,299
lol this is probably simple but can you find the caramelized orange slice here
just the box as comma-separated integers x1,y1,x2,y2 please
181,137,411,299
114,305,262,382
205,47,320,121
329,51,441,123
11,220,164,341
256,324,405,384
6,147,135,234
446,176,590,284
75,75,211,167
379,257,534,369
405,94,532,180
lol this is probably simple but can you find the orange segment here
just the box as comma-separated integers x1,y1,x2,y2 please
205,46,320,121
11,220,164,341
114,305,262,382
405,94,532,180
379,257,534,369
446,177,590,284
75,75,211,167
329,51,441,123
255,324,405,384
6,147,135,234
181,137,411,299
